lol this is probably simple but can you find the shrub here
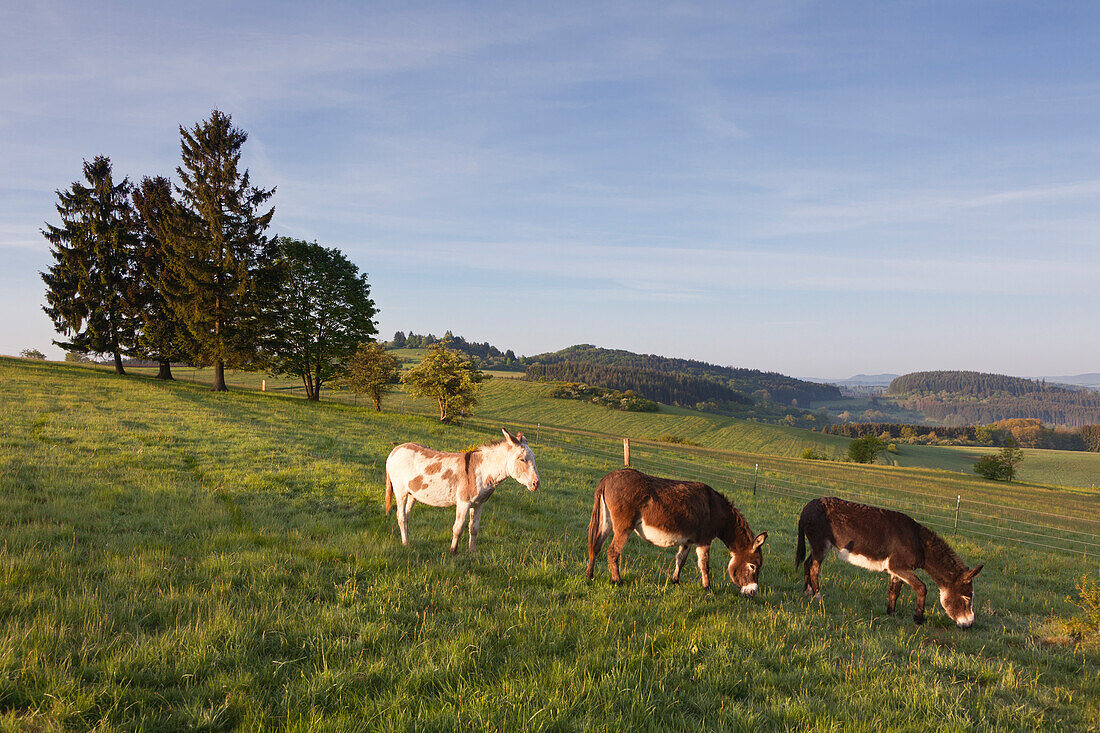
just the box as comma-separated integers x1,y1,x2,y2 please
19,348,46,360
1067,576,1100,639
801,447,829,461
848,435,885,464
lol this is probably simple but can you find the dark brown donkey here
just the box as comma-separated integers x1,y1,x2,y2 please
796,497,983,627
586,468,767,594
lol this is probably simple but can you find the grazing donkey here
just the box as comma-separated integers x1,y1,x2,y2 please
795,497,984,627
586,468,767,594
385,428,540,553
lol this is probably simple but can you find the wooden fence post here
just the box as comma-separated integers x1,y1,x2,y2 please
623,438,630,467
753,463,759,497
953,495,961,535
262,379,266,392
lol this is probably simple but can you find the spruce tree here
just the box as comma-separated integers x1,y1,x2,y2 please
158,110,277,391
131,176,195,379
41,156,141,374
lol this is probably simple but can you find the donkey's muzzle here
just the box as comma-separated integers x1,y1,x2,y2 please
529,478,540,491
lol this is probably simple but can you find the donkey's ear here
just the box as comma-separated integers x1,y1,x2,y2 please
501,428,518,444
515,432,527,444
963,564,984,582
751,532,768,551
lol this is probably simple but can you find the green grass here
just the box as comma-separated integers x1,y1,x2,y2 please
2,356,1099,730
116,359,1100,489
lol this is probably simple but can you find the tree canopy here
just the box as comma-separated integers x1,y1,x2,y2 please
266,238,378,400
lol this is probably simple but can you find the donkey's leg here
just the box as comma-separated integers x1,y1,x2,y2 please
892,568,927,624
450,501,471,555
885,575,904,615
467,505,485,553
808,552,824,600
586,499,614,580
606,530,632,586
396,492,412,546
671,544,692,584
695,545,711,588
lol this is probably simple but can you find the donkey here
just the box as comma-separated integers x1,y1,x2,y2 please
385,428,540,553
795,496,984,627
586,468,767,594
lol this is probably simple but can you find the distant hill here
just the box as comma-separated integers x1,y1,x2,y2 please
526,362,753,408
804,373,898,388
525,345,841,406
1040,373,1100,390
886,370,1100,427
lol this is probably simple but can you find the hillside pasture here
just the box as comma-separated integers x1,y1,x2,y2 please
1,357,1098,730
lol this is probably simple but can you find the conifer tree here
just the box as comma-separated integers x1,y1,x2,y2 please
41,156,141,374
158,110,277,391
131,176,195,379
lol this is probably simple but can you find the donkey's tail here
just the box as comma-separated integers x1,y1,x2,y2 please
385,472,394,514
795,516,807,569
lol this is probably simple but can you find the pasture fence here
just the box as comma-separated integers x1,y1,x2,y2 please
450,416,1100,558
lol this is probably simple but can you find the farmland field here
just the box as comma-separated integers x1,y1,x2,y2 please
2,356,1098,730
116,359,1100,490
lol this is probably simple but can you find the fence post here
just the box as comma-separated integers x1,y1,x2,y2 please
753,463,759,497
953,495,961,535
623,438,630,467
262,379,266,392
536,423,541,446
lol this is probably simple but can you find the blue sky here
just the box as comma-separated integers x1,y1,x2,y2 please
2,1,1098,378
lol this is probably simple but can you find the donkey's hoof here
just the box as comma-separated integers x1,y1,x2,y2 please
670,576,680,585
811,592,823,601
913,614,925,625
803,586,813,597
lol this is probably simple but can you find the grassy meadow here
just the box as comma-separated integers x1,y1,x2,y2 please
9,356,1098,730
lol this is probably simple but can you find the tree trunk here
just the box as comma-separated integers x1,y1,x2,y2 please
309,366,321,401
156,361,174,380
113,349,126,375
372,391,382,411
212,360,228,391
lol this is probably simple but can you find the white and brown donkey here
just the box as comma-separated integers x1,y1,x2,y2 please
586,468,767,594
385,428,540,553
796,496,984,627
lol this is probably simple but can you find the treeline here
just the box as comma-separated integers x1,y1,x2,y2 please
526,362,752,408
391,331,523,370
526,345,840,405
894,392,1100,428
39,110,378,399
827,418,1100,451
547,383,658,412
888,370,1073,398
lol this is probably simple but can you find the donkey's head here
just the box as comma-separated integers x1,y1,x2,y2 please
939,564,983,628
727,531,768,596
501,428,540,491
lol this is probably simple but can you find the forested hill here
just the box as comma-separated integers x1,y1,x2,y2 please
886,370,1100,428
526,345,841,405
887,370,1070,397
526,362,753,408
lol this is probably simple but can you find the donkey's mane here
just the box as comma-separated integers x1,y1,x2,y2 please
918,524,967,580
712,487,754,545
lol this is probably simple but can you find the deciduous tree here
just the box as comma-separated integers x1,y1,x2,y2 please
339,342,400,410
266,238,378,400
402,343,485,422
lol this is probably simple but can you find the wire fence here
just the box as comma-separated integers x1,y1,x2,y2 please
450,416,1100,559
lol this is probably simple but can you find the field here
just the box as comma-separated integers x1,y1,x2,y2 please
114,356,1100,490
2,356,1099,730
